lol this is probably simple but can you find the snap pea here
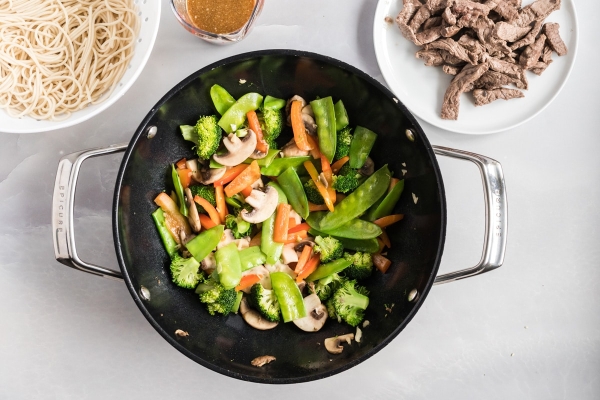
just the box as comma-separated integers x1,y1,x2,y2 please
308,228,380,253
215,242,242,289
171,164,188,217
319,165,391,231
210,84,236,115
218,93,263,133
263,95,285,110
232,291,244,314
306,211,382,239
305,258,353,282
239,246,267,271
261,182,288,265
186,224,224,262
310,97,337,163
260,156,311,176
243,148,280,167
270,272,306,322
152,208,178,258
365,179,405,221
349,126,377,169
334,99,349,131
277,167,309,219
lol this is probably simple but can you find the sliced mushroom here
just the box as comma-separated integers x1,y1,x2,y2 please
358,157,375,177
241,186,279,224
324,333,355,354
201,252,216,273
187,159,226,185
251,355,276,367
302,104,314,118
213,130,257,166
282,243,299,264
281,139,309,157
294,240,315,253
240,298,278,330
217,229,236,249
302,114,318,135
250,178,264,190
293,294,328,332
184,188,201,233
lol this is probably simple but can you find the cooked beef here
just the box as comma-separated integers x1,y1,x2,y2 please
443,65,462,75
423,16,444,30
541,44,553,63
474,70,522,89
485,54,528,88
493,21,531,42
472,88,524,105
416,49,445,66
543,22,567,56
425,0,453,13
396,0,422,45
512,0,561,27
442,6,457,25
415,26,444,44
492,0,519,20
441,62,490,120
519,33,546,69
426,38,478,64
410,6,433,31
510,19,543,50
530,60,552,75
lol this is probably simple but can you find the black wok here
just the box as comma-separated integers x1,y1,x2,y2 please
52,50,507,384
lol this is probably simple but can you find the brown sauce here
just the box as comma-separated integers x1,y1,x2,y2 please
187,0,255,34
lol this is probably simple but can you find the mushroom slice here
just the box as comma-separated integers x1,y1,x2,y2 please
241,186,279,224
187,159,226,185
358,157,375,177
282,243,299,264
213,130,257,167
240,298,278,330
324,333,355,354
293,294,328,332
302,114,317,135
184,188,201,233
251,355,276,367
294,240,315,253
281,139,309,157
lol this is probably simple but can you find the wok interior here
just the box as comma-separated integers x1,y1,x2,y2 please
114,51,446,383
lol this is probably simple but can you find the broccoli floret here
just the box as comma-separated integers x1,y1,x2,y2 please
326,298,338,321
259,108,283,149
189,184,216,213
314,235,344,263
331,280,370,327
249,283,281,322
332,163,361,194
303,179,324,205
170,254,202,289
225,214,252,239
334,126,353,161
194,115,223,160
342,252,374,281
311,273,345,302
195,274,237,316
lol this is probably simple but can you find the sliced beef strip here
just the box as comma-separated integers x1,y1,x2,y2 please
453,0,492,14
530,60,553,75
493,21,531,42
441,24,463,37
443,65,462,75
409,6,433,31
474,70,523,89
543,22,567,56
541,44,553,63
396,1,423,45
510,19,544,50
519,33,546,69
512,0,561,27
473,17,513,57
492,0,519,20
416,49,446,66
442,6,457,25
424,0,454,13
426,38,478,64
472,88,524,105
484,54,528,89
415,25,444,44
441,62,490,120
423,16,444,30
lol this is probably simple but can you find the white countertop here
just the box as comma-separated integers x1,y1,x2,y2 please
1,1,599,398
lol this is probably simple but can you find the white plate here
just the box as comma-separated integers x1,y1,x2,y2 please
373,0,578,134
0,0,161,134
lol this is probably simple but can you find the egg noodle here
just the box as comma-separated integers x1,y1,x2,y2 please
0,0,139,120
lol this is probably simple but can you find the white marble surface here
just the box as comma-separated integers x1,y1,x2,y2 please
1,1,599,398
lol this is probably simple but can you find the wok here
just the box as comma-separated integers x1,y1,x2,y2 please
51,50,507,384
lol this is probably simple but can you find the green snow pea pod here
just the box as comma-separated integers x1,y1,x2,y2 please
319,165,391,231
210,84,236,115
243,148,280,167
308,228,379,253
270,272,306,322
365,179,405,221
171,164,188,217
305,258,353,282
261,182,288,265
349,126,377,169
232,291,244,314
215,242,242,289
310,96,337,163
218,93,263,133
278,167,309,219
151,208,178,258
306,212,382,239
260,156,311,176
239,246,267,271
263,95,285,110
185,224,224,262
334,99,349,131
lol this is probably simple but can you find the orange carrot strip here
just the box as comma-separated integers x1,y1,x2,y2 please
194,195,221,226
178,168,192,189
235,274,261,291
306,135,321,159
288,218,298,230
175,158,187,170
241,185,253,197
331,156,350,174
304,161,334,212
213,164,248,187
283,230,307,244
373,214,405,228
288,222,310,234
372,254,392,274
294,245,313,273
376,237,385,254
389,178,400,192
273,203,291,243
321,155,336,204
198,213,216,229
249,232,262,247
215,185,227,223
225,160,260,198
296,254,320,282
247,110,269,154
380,229,391,249
308,202,329,212
291,101,313,151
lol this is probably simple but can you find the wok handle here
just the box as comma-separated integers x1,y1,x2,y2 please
52,143,128,280
432,146,507,285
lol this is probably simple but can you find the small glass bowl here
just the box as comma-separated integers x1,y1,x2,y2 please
170,0,264,44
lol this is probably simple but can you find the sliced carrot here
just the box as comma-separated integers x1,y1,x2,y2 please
288,218,298,230
288,222,310,234
304,161,334,212
306,135,321,159
291,100,313,151
372,254,392,274
331,156,350,174
224,160,260,198
373,214,405,228
283,230,307,244
296,254,320,282
376,237,385,254
241,185,253,197
175,158,187,170
294,244,313,273
215,185,227,223
380,229,391,249
213,164,248,187
246,110,269,154
194,195,221,226
198,213,216,229
178,168,192,189
308,202,329,212
320,155,336,204
235,274,261,291
389,178,401,192
273,203,291,243
249,232,262,247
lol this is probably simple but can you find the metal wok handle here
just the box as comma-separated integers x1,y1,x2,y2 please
52,143,128,280
432,146,507,285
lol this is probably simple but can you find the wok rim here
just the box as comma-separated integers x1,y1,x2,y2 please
112,49,447,384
